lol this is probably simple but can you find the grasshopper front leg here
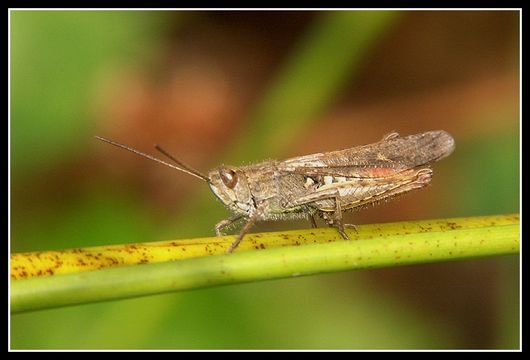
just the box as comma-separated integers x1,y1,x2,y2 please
226,209,262,253
215,214,244,237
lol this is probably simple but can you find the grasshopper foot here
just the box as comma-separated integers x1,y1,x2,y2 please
344,223,358,232
336,225,349,240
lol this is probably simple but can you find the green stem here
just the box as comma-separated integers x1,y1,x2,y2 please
11,214,519,314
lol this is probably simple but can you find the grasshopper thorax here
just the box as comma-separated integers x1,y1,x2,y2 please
208,167,254,216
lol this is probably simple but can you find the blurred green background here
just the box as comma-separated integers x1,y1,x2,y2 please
10,10,519,349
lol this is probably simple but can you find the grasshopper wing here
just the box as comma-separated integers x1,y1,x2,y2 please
278,131,454,178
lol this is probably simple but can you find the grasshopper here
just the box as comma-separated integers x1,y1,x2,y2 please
96,130,455,253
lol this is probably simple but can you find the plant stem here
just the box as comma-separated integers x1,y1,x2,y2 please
10,214,519,314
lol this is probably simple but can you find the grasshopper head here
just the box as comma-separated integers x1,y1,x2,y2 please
208,167,253,216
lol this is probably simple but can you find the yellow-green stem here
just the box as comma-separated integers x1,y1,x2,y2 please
10,214,519,313
10,214,518,280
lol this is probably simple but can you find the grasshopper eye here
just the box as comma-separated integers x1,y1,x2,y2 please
219,167,238,189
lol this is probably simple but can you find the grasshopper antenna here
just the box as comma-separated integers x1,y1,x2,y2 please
95,136,210,182
154,144,209,182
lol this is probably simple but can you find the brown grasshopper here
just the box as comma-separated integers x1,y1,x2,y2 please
96,130,455,253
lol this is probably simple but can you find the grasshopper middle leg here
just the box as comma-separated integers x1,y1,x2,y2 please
308,214,318,228
283,189,350,240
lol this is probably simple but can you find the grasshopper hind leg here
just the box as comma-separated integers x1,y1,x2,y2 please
333,220,349,240
321,212,349,239
320,197,350,240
